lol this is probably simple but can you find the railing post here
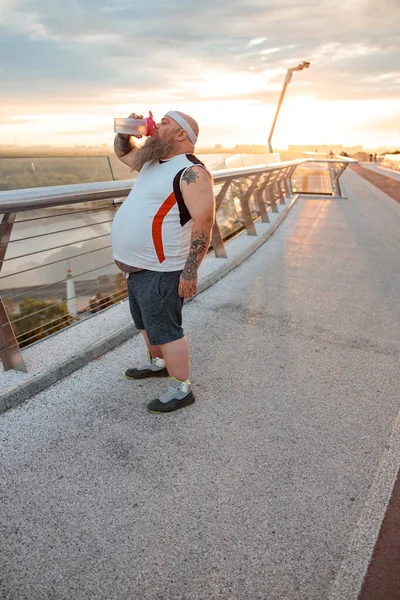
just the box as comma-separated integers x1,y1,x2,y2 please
239,193,257,235
237,175,262,236
330,162,348,197
287,166,297,198
0,212,27,372
283,173,292,200
255,185,270,223
211,222,227,258
0,298,27,372
275,180,286,205
106,156,116,181
266,185,279,213
211,179,232,258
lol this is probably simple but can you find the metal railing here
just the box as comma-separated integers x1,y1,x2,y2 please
0,157,354,372
381,154,400,172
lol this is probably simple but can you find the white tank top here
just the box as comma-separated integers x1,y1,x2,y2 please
111,153,209,271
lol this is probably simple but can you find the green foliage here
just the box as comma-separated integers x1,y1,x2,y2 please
5,274,128,349
0,157,116,191
9,297,78,347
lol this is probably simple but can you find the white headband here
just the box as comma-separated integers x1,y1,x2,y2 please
166,111,198,144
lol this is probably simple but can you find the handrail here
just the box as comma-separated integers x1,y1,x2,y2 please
0,158,355,213
0,156,354,372
0,180,131,213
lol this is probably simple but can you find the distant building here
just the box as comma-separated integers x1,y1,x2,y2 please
288,144,344,155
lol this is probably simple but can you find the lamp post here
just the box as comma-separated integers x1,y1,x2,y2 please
268,61,310,153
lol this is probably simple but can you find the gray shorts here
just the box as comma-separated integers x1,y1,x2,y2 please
127,270,184,346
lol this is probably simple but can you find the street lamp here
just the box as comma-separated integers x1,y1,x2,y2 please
267,61,310,153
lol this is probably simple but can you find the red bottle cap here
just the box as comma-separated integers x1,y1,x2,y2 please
145,111,155,136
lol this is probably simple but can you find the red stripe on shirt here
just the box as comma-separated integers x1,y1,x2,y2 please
152,192,177,263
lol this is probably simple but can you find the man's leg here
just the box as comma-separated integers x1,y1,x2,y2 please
142,330,164,360
125,273,168,379
160,336,190,382
147,335,194,413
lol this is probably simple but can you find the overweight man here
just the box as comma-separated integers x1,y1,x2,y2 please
111,111,215,413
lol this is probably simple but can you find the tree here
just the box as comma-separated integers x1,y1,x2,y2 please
9,297,78,347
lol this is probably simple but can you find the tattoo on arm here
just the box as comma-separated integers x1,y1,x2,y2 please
182,167,200,185
114,134,136,156
182,231,209,280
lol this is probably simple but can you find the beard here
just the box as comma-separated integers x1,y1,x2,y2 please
132,133,178,171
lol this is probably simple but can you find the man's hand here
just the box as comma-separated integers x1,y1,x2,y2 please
179,271,198,300
128,112,144,138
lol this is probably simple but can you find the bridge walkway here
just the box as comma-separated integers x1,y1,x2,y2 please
1,168,399,600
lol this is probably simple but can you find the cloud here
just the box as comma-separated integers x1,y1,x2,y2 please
248,38,268,47
53,129,104,135
0,0,399,132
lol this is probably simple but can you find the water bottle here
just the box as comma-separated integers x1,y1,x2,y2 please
114,111,155,137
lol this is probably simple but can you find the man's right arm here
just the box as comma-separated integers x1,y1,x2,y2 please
113,112,142,171
114,133,139,169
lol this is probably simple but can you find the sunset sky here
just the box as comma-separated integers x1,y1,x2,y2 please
0,0,399,149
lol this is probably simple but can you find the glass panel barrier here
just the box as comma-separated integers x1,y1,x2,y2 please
0,153,279,192
0,156,353,356
0,157,114,191
291,162,333,195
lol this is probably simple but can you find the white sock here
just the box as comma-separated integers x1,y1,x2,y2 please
152,357,165,368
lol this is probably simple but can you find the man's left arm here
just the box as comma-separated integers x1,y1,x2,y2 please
179,166,215,300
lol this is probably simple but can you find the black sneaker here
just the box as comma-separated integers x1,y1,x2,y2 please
125,357,168,380
147,378,195,413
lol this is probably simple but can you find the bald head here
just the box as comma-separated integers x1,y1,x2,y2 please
175,111,199,138
165,110,199,146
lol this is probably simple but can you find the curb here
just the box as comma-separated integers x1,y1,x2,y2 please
1,324,136,414
1,195,298,414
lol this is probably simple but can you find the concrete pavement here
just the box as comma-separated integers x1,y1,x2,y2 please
350,163,400,203
1,169,400,600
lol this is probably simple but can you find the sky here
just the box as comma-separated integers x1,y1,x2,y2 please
0,0,399,149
